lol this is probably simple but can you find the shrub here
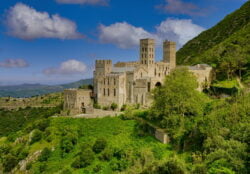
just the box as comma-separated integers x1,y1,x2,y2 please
29,129,42,144
103,106,109,110
111,103,118,111
71,148,95,168
60,137,74,154
93,103,101,109
99,148,113,161
93,138,107,153
3,154,18,172
120,104,127,111
38,147,51,162
35,119,50,131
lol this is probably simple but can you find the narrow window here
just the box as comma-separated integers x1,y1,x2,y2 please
114,89,116,96
103,88,105,96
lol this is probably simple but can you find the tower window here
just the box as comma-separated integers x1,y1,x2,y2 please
114,89,116,96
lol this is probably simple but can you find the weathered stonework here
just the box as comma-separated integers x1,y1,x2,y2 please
64,38,213,114
155,129,170,144
93,38,213,108
64,89,93,115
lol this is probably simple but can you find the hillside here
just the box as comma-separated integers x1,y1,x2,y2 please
0,116,173,173
177,1,250,83
0,79,93,98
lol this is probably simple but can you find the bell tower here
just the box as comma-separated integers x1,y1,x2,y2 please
163,40,176,70
140,39,155,66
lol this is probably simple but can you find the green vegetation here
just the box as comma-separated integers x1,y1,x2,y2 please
0,92,63,110
140,68,250,173
0,106,61,137
0,116,171,173
0,67,249,173
177,1,250,85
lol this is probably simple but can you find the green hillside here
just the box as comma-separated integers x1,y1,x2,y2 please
177,1,250,83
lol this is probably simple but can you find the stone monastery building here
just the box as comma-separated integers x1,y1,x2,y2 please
64,38,212,114
93,38,212,108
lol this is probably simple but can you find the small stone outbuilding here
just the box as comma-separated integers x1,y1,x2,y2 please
64,89,93,115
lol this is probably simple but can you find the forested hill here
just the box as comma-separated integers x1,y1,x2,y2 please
177,1,250,65
177,1,250,84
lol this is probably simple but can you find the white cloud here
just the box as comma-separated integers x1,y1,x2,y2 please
0,59,29,68
156,19,205,47
56,0,109,5
99,22,156,49
156,0,205,16
99,19,205,49
6,3,83,40
43,59,87,75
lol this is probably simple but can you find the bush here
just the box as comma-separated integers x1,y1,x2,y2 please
29,129,42,144
93,103,101,109
60,137,74,154
38,147,51,162
93,138,107,153
120,104,127,111
35,119,50,131
103,106,109,110
111,103,118,111
3,154,18,172
71,148,95,168
99,148,113,161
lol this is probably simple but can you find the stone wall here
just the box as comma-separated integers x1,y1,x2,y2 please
155,129,170,144
64,89,93,115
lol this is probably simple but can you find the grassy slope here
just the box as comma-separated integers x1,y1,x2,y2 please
0,117,173,173
177,1,250,65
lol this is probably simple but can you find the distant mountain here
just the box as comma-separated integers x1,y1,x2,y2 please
177,1,250,84
0,79,93,98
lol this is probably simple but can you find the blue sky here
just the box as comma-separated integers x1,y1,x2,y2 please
0,0,247,85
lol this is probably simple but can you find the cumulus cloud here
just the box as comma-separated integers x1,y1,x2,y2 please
156,0,205,16
6,3,83,40
43,59,87,75
156,19,205,47
99,22,156,49
99,19,205,49
56,0,109,5
0,59,29,68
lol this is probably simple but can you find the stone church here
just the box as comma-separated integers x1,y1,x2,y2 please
93,38,212,108
64,38,212,113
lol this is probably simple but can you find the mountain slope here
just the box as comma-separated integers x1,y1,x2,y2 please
0,79,93,98
177,1,250,65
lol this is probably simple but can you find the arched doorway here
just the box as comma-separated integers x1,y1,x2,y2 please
155,82,162,87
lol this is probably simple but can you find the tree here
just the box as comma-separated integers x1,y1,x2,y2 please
149,67,209,123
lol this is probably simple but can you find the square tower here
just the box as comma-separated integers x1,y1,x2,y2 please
163,41,176,70
140,39,155,65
